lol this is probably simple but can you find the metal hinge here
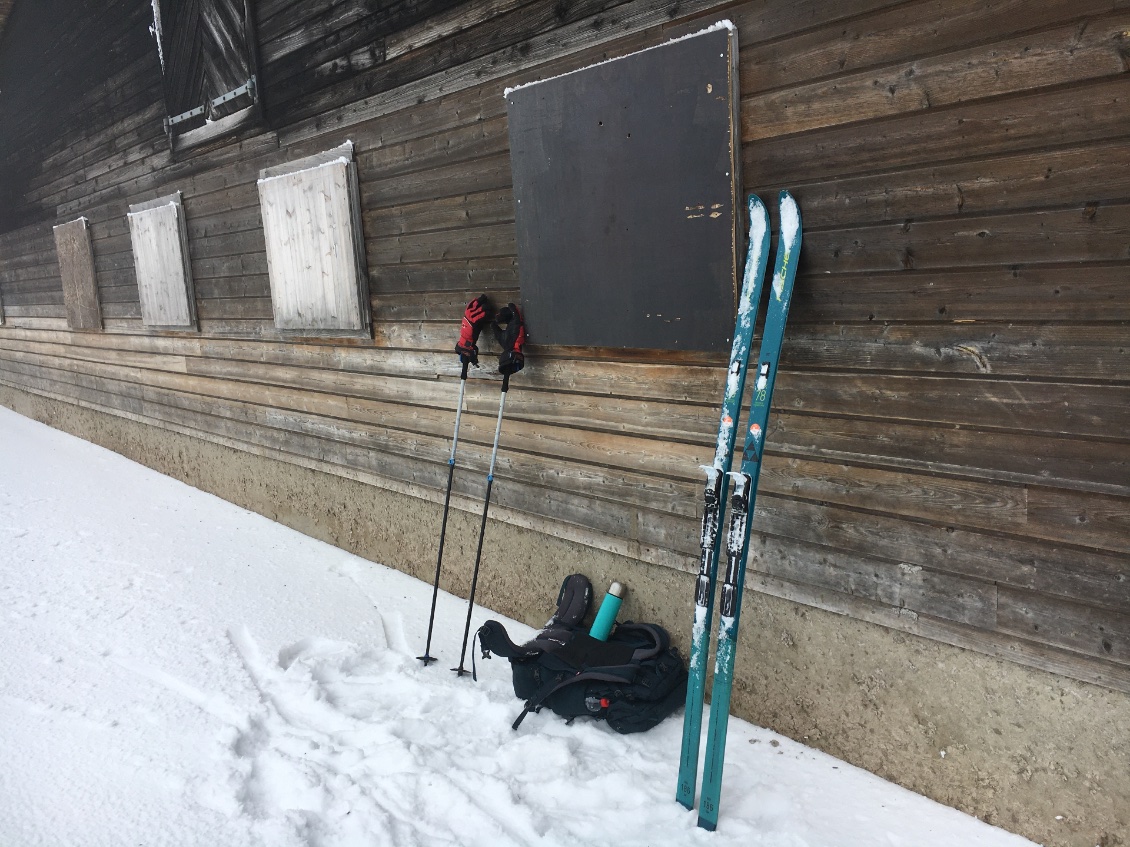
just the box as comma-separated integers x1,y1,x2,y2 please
210,76,256,110
164,76,256,130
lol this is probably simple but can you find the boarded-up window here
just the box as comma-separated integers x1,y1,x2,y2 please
257,143,370,336
53,218,102,331
128,192,197,330
151,0,260,150
507,23,740,352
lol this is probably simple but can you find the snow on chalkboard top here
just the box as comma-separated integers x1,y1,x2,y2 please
502,20,735,98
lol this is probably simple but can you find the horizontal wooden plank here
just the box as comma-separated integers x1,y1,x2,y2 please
193,275,273,301
791,371,1127,439
360,151,514,210
802,203,1130,275
367,221,515,265
753,497,1130,612
742,13,1130,141
383,0,532,62
356,114,510,180
370,289,521,322
363,189,515,238
759,455,1029,533
771,411,1130,497
745,77,1130,185
1028,487,1130,555
773,140,1130,230
737,0,1127,95
791,265,1130,323
0,308,68,322
782,324,1130,380
747,569,1130,694
748,533,998,629
998,585,1130,666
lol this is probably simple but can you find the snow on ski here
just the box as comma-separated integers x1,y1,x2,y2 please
676,194,772,810
697,190,802,831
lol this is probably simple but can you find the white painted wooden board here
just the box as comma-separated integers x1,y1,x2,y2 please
128,198,195,329
258,159,365,332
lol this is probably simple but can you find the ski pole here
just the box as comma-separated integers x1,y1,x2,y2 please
418,359,471,666
453,302,526,677
418,295,492,666
452,371,511,676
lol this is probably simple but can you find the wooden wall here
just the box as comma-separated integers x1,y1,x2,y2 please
0,0,1127,694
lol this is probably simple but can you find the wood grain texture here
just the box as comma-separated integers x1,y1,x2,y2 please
127,193,198,329
258,153,370,334
52,219,102,331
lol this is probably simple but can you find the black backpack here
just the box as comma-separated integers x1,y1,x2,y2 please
475,575,688,734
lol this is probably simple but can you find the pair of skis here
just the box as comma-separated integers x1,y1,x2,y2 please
677,190,802,830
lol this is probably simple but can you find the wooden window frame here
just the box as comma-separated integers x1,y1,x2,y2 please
150,0,264,153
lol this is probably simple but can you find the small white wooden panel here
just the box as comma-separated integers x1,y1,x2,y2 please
128,196,196,329
258,159,365,332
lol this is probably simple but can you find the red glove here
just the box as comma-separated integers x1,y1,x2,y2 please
455,295,494,365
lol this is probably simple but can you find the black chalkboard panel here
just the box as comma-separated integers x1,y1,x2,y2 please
507,24,739,352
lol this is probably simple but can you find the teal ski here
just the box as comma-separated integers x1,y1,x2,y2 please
698,190,802,831
676,194,771,811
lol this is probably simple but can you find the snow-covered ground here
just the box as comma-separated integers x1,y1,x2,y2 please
0,404,1038,847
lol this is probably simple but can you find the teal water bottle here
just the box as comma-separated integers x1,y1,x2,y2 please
589,582,625,641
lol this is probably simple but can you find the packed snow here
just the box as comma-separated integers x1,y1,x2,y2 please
0,404,1037,847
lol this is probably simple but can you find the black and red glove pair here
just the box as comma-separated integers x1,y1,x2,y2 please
455,296,527,374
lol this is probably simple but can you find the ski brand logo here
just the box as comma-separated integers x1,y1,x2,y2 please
748,423,762,440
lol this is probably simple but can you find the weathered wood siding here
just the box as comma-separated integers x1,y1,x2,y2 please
0,0,1127,693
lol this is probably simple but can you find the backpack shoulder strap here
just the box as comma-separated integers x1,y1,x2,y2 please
611,622,669,663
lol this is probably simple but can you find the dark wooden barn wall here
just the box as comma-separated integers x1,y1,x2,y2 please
0,0,1127,693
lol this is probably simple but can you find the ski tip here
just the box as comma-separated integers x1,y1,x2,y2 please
777,190,802,250
745,193,765,214
778,190,801,226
